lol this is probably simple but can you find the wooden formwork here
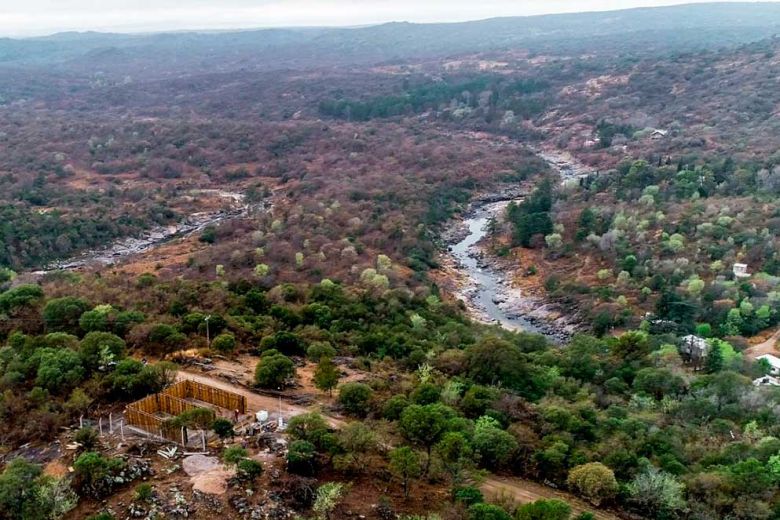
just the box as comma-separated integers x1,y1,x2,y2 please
161,380,246,413
125,379,247,442
183,380,246,413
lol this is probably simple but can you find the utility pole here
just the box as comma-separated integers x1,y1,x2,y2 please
204,315,211,347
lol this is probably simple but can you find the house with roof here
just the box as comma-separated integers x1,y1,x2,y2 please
757,354,780,376
679,335,709,369
733,263,750,279
753,375,780,387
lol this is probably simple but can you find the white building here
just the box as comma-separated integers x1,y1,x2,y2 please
679,335,709,368
753,375,780,387
733,263,750,279
756,354,780,375
680,335,708,355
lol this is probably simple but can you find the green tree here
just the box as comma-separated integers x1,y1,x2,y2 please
65,388,94,415
35,348,84,393
312,482,348,520
307,341,337,361
610,331,651,363
627,468,685,515
453,486,483,506
411,382,441,405
566,462,619,506
0,284,44,314
722,308,744,336
287,440,317,475
334,422,377,473
705,340,724,373
287,412,331,448
515,499,572,520
73,452,125,498
146,323,186,355
211,333,236,353
576,207,597,241
472,416,518,469
383,394,411,420
436,431,472,483
222,446,248,466
466,336,551,399
632,368,685,400
460,385,499,418
467,503,512,520
314,357,340,396
212,418,235,441
0,458,77,520
74,427,100,451
337,382,373,416
622,255,638,275
389,446,422,498
254,350,295,388
79,331,125,371
728,458,773,495
42,297,90,334
237,459,263,482
79,305,115,333
399,403,451,474
113,310,145,337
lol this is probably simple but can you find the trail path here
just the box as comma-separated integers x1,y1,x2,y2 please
745,326,780,358
482,476,624,520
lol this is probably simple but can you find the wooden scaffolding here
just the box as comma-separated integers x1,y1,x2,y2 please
125,379,247,442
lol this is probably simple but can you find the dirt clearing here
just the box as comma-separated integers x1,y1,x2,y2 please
482,476,624,520
183,454,234,495
176,370,347,428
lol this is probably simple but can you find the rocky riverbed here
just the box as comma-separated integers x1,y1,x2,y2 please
443,196,580,344
441,147,595,343
35,190,267,273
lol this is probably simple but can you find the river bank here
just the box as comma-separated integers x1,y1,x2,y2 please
34,190,267,274
441,190,582,344
439,146,595,343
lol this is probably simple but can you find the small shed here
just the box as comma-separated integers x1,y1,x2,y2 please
733,263,750,279
679,335,709,369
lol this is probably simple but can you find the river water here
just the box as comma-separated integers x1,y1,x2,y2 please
447,147,594,340
36,190,264,273
449,199,545,335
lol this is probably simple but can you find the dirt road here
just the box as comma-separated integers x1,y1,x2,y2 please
482,476,624,520
745,326,780,359
177,368,618,515
176,370,346,428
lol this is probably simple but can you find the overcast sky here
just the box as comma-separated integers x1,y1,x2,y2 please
0,0,774,37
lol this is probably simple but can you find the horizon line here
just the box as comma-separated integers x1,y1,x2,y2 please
2,1,777,40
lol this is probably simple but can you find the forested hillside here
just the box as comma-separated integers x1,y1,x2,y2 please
2,4,780,520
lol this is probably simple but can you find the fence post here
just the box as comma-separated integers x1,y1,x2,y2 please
79,415,83,429
99,417,103,436
109,413,113,434
120,420,125,442
201,430,206,451
181,426,185,447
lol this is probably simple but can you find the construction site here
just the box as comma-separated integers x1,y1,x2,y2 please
125,379,248,446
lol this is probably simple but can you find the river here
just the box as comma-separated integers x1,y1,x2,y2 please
450,199,546,334
447,147,595,341
35,189,266,274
